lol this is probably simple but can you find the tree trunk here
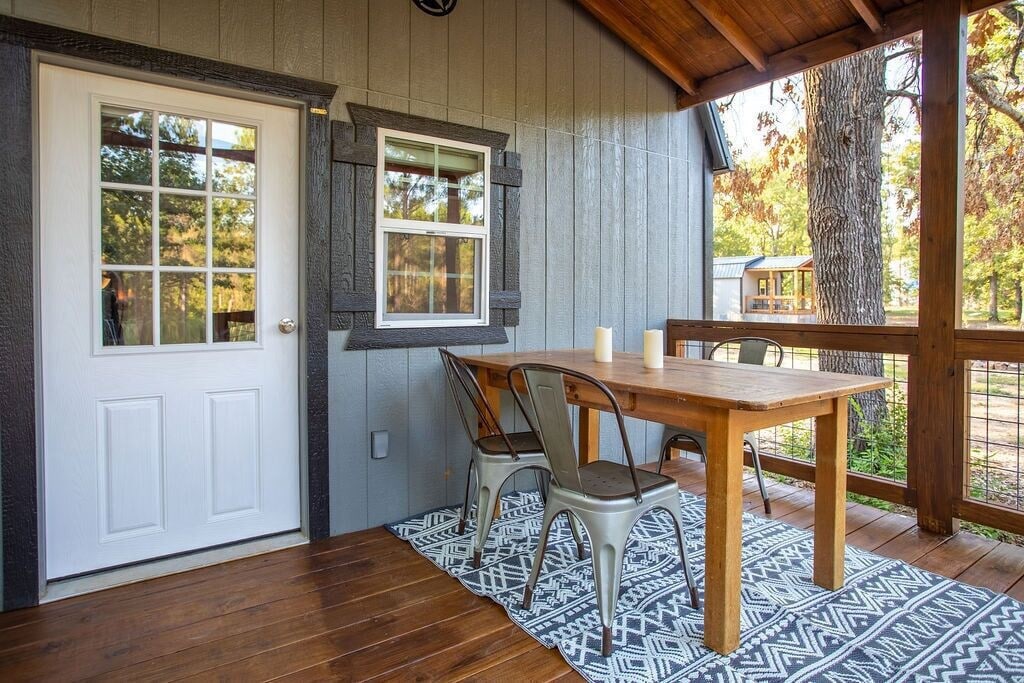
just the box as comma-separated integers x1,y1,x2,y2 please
805,50,888,452
988,272,1000,322
1015,281,1022,325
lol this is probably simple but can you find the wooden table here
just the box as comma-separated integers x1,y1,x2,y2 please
461,349,891,655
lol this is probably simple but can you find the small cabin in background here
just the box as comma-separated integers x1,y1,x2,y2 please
713,256,816,323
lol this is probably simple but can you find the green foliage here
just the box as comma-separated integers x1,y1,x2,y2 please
847,387,909,481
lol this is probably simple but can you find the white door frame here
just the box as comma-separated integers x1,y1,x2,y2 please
14,50,335,604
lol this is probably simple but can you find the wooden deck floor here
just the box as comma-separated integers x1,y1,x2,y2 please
3,458,1024,681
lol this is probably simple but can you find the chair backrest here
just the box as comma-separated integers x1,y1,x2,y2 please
708,336,784,367
438,349,519,458
508,363,644,502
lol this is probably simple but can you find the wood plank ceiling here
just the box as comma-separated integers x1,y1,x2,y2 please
577,0,1008,109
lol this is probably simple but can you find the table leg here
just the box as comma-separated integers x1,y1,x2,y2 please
703,408,745,655
578,407,600,465
477,367,503,519
814,397,848,589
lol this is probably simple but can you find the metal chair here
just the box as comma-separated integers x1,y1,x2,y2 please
439,349,583,569
659,336,784,514
509,363,699,657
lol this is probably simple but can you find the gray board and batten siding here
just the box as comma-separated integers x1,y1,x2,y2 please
0,0,710,544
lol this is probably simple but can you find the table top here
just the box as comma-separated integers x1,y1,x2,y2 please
461,349,892,411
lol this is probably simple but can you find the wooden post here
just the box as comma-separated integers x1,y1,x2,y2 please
814,397,848,589
578,407,601,465
912,0,966,535
703,408,746,654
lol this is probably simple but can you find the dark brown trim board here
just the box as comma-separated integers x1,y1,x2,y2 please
0,17,337,609
0,41,37,611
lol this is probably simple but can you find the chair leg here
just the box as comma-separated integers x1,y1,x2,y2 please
567,511,586,560
472,478,498,569
588,523,630,657
457,457,475,535
665,502,699,610
534,469,549,503
746,439,772,515
522,504,561,609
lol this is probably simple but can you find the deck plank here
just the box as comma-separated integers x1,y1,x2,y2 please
955,541,1024,593
845,511,918,551
915,532,999,579
460,644,579,682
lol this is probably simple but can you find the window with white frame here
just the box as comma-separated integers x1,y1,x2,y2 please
375,129,489,328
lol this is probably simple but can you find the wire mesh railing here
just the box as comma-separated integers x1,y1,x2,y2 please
967,360,1024,511
688,341,910,484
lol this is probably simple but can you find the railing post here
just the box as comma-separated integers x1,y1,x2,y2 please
912,0,967,535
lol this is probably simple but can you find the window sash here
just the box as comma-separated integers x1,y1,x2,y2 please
375,128,490,329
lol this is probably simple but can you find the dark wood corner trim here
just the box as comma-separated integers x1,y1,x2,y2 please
344,325,509,351
0,15,335,107
347,103,510,151
305,110,332,542
0,41,37,611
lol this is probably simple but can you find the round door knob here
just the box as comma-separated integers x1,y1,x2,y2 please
278,318,297,334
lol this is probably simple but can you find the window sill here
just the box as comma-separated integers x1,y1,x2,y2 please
342,324,508,351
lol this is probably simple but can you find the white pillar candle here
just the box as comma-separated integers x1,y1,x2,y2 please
594,326,613,363
643,329,664,369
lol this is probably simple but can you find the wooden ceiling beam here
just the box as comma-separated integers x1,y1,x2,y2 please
687,0,768,71
577,0,700,94
846,0,885,33
678,1,922,108
677,0,1007,109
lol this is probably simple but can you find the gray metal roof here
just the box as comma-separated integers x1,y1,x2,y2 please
747,256,813,270
712,255,813,278
713,256,760,279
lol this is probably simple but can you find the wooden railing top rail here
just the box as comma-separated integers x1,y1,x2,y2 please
667,319,919,355
955,328,1024,363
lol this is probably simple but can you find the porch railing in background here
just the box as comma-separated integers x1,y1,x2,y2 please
667,320,1024,537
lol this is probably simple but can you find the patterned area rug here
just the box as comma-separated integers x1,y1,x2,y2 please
387,490,1024,682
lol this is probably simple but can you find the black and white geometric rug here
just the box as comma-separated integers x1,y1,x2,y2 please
387,490,1024,682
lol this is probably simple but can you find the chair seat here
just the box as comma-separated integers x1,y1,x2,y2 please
476,431,544,455
578,460,676,500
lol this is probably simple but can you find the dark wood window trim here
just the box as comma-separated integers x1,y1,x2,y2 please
330,104,522,351
0,16,336,610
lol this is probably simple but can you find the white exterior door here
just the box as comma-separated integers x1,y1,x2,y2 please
39,64,301,580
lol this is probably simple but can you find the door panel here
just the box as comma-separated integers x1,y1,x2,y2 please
40,65,301,580
97,397,165,539
206,389,261,519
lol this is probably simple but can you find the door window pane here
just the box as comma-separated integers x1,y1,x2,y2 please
159,194,206,266
159,114,207,190
385,233,479,316
212,198,256,267
101,189,152,265
213,273,256,342
100,106,152,185
98,105,259,349
160,272,206,344
101,270,153,346
211,121,256,195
